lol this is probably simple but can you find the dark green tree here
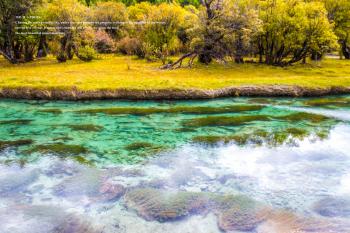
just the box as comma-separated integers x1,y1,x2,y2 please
0,0,42,63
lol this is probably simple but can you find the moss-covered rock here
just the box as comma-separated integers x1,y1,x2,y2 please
285,127,309,138
0,119,32,125
213,195,270,232
124,142,165,157
0,139,33,151
25,143,88,156
217,207,268,232
192,135,251,145
68,124,104,132
52,136,73,142
192,127,314,146
124,142,155,151
76,105,263,116
184,115,270,127
72,155,94,165
38,108,62,114
175,105,264,114
124,187,270,228
304,98,350,107
276,112,330,123
124,188,210,222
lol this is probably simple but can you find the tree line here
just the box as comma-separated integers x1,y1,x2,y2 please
0,0,349,67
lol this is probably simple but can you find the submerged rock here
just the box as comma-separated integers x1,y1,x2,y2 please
38,108,62,114
0,169,39,196
53,168,125,202
124,142,165,157
68,124,104,132
0,205,101,233
313,196,350,217
52,136,73,142
192,127,317,146
213,194,269,232
25,143,88,156
0,139,33,151
124,142,156,151
124,187,269,229
304,98,350,107
184,115,270,127
276,112,331,123
217,207,267,232
0,119,32,125
75,105,264,116
124,188,210,222
192,135,248,145
256,211,350,233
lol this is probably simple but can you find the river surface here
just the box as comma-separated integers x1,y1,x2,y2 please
1,96,350,232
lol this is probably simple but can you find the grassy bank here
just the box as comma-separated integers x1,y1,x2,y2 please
0,55,350,100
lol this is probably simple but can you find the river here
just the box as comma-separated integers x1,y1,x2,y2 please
0,96,350,232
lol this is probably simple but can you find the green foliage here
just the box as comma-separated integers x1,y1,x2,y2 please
43,0,88,61
323,0,350,58
0,0,42,63
1,0,349,65
188,0,261,64
77,45,97,61
91,1,128,39
128,3,194,63
257,0,337,65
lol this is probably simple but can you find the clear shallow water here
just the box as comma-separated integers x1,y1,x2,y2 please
1,96,350,232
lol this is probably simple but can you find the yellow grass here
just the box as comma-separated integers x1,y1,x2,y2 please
0,55,350,90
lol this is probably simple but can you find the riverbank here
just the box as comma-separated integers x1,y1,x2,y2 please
1,85,350,100
1,55,350,100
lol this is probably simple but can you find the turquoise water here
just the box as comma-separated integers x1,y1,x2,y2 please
1,96,350,232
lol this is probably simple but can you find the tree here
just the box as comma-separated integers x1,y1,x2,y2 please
91,1,128,39
0,0,42,63
323,0,350,59
44,0,89,62
128,3,193,63
164,0,261,68
257,0,337,66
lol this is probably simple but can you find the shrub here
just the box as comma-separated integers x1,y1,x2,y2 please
56,52,67,63
94,30,116,54
117,37,144,58
80,27,96,47
77,46,97,62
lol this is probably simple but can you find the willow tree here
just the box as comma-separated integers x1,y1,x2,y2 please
323,0,350,59
257,0,337,65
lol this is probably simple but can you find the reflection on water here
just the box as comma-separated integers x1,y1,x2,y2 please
0,96,350,232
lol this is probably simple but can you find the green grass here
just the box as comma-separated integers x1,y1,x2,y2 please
0,55,350,90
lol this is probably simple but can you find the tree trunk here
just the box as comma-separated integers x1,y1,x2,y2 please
310,51,323,61
37,35,48,58
57,36,68,62
24,42,34,62
234,55,244,64
341,41,350,59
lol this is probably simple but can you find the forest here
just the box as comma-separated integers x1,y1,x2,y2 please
0,0,349,68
